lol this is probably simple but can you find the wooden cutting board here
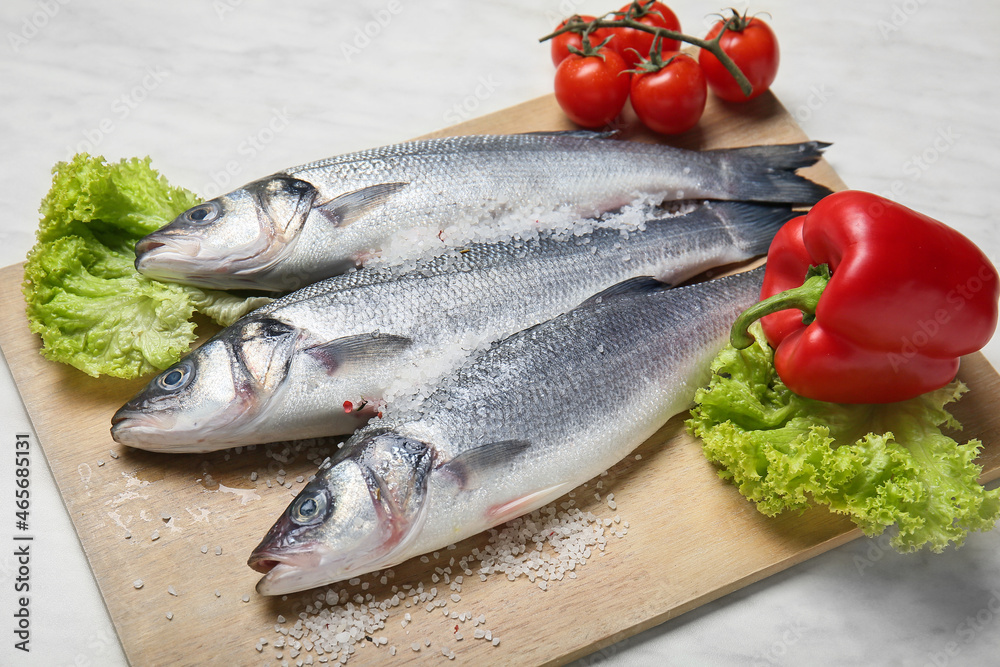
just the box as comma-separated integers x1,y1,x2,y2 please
3,93,1000,666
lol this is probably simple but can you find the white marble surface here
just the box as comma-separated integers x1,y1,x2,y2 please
0,1,998,665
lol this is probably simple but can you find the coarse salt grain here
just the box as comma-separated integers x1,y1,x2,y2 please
133,580,143,589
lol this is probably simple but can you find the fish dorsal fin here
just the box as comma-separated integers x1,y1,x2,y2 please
580,276,672,307
439,439,532,490
304,332,412,374
312,182,409,227
520,130,618,140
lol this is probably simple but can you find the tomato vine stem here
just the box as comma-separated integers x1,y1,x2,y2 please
540,17,752,97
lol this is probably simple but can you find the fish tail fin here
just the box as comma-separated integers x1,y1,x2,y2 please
707,201,801,256
705,141,833,205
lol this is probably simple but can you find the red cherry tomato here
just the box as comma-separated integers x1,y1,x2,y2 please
554,48,631,128
551,16,613,67
610,2,681,69
699,16,779,102
630,53,706,134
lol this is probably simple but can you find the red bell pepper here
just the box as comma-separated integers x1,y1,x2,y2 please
731,191,999,403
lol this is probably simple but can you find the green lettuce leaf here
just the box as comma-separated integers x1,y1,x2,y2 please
687,323,1000,552
22,154,270,379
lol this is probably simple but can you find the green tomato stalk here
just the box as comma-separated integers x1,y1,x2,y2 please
540,8,755,97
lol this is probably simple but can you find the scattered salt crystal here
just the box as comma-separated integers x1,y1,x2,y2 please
97,460,105,467
109,450,119,459
201,545,208,554
214,590,221,597
420,556,429,563
150,531,159,541
635,454,642,460
277,615,286,623
250,472,258,481
242,594,250,602
492,637,501,647
165,612,173,620
215,546,222,555
133,580,143,589
348,578,360,586
168,585,177,596
450,594,461,602
485,630,492,641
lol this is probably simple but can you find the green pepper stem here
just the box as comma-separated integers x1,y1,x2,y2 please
730,264,832,349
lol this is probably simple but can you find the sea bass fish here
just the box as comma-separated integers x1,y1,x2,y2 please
111,202,793,453
247,268,764,595
134,132,829,291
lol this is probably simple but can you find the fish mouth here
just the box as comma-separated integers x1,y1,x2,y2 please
249,544,345,596
134,235,211,280
109,409,188,450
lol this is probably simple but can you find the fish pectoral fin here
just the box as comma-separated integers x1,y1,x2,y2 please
487,483,573,524
580,276,672,307
304,333,413,374
312,182,409,227
438,439,532,490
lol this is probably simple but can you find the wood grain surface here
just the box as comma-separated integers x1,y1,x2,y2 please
2,92,998,666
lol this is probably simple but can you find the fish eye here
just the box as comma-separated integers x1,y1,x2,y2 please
183,201,221,225
157,362,192,391
290,490,328,525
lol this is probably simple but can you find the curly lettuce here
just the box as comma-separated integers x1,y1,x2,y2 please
22,154,269,379
687,323,1000,552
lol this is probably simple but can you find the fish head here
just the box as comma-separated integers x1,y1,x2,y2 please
134,175,317,291
110,316,300,452
249,430,435,595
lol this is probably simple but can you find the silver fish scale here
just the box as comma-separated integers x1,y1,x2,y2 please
137,135,827,292
252,203,772,347
286,134,740,229
375,268,764,557
415,270,761,452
